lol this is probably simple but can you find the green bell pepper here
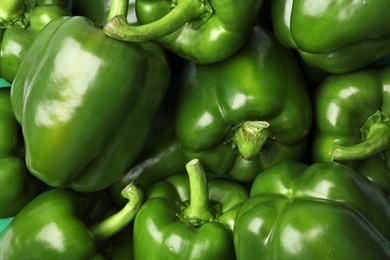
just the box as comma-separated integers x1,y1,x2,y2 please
133,159,249,259
271,0,390,74
0,0,35,28
107,96,188,207
0,0,73,83
71,0,112,25
103,0,264,64
0,85,38,218
312,65,390,194
175,26,312,182
10,11,170,191
0,182,143,259
234,161,390,259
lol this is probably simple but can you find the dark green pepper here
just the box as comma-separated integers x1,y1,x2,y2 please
108,223,134,260
175,26,312,182
71,0,139,26
10,12,170,191
0,0,73,82
271,0,390,74
103,0,264,63
234,161,390,259
71,0,112,25
107,96,188,207
312,65,390,194
133,159,249,259
0,182,143,259
0,85,38,218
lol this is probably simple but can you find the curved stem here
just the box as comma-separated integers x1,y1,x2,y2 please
107,0,128,21
103,0,212,42
182,159,214,224
231,121,273,160
333,122,390,161
89,181,143,242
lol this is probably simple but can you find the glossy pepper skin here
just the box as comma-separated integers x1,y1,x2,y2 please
175,26,312,182
312,65,390,194
234,161,390,259
107,96,188,207
0,182,143,259
103,0,264,64
0,86,38,217
10,16,171,192
133,159,249,259
271,0,390,74
0,0,73,83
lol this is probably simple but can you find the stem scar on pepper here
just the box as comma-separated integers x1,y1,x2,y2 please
225,121,275,160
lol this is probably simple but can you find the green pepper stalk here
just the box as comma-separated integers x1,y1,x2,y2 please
333,111,390,161
90,181,144,243
104,0,212,42
0,0,36,28
179,159,216,224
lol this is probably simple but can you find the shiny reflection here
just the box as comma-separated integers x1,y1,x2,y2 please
301,0,332,17
338,0,367,21
165,233,183,254
147,218,163,244
209,26,225,42
5,39,23,56
190,239,210,258
326,102,341,127
35,38,102,127
283,0,293,27
383,82,390,95
313,180,335,199
37,223,65,252
249,217,263,235
281,224,322,255
339,86,359,99
196,111,213,128
230,93,249,110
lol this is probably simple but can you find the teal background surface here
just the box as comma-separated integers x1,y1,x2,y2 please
1,78,13,233
0,218,13,232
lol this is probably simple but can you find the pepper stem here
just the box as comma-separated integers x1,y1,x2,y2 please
0,0,36,28
231,121,274,160
106,0,128,21
89,181,143,242
333,111,390,161
103,0,213,42
181,159,215,225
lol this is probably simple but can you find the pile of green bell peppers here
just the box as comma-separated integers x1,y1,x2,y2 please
1,0,390,258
